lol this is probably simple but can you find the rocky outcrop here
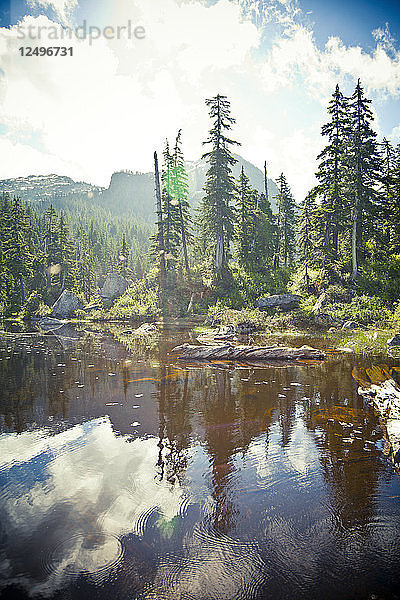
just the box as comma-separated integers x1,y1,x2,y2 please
100,273,129,303
342,320,367,330
171,343,325,362
357,378,400,470
388,334,400,346
255,294,302,311
133,323,158,335
50,291,84,319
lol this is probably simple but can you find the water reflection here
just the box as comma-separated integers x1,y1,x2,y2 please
0,418,184,596
0,327,400,599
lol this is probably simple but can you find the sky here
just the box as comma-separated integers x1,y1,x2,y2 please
0,0,399,200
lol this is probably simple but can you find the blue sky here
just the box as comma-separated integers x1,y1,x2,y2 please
0,0,399,199
301,0,400,48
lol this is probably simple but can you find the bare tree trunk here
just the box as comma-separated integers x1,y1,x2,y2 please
351,193,359,284
216,235,224,272
178,201,190,277
154,151,166,310
264,160,269,207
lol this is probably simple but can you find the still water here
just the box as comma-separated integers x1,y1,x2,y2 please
0,323,400,600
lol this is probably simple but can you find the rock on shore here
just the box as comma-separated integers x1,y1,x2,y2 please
255,294,303,311
357,378,400,470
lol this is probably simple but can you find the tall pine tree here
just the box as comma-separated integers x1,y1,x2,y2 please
199,94,240,279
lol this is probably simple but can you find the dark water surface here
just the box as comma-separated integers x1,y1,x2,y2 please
0,323,400,600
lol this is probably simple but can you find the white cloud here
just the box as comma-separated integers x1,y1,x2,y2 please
0,0,399,199
27,0,78,25
390,125,400,142
0,418,186,596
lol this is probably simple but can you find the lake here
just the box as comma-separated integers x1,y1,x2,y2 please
0,323,399,600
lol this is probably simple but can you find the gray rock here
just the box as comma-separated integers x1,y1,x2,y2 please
50,290,84,319
314,313,345,327
342,320,366,330
312,292,328,314
388,334,400,346
38,317,64,331
100,273,129,302
255,294,303,311
133,322,157,335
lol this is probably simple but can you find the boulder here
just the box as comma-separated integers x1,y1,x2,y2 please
50,290,84,319
314,313,345,327
100,273,129,302
38,317,64,331
133,323,158,335
357,376,400,471
388,334,400,346
312,292,328,314
342,320,367,330
255,294,303,311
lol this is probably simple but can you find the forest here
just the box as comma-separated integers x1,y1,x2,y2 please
1,80,400,328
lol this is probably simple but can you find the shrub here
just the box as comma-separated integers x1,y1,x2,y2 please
324,284,351,303
109,273,158,319
326,295,392,325
223,266,291,309
358,256,400,303
22,291,42,317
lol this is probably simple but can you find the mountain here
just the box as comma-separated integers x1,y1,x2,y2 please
100,155,279,219
186,154,279,211
0,174,103,201
0,155,279,223
99,171,155,221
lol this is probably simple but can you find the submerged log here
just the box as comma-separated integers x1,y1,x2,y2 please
170,343,325,362
357,378,400,470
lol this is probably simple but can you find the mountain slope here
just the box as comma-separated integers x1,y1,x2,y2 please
186,154,279,211
0,155,280,223
0,174,103,200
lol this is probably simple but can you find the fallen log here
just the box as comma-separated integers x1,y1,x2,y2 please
170,343,326,362
357,378,400,471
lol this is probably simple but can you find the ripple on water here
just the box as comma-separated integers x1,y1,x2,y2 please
148,522,268,600
42,532,124,580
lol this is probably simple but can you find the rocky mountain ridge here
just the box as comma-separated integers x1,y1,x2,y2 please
0,155,280,222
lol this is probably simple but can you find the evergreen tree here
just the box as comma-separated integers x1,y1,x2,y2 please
298,192,317,287
162,140,181,268
314,84,350,275
347,79,380,283
375,138,398,256
171,129,192,274
250,189,276,270
275,173,296,268
199,94,240,278
235,167,254,267
0,195,34,312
